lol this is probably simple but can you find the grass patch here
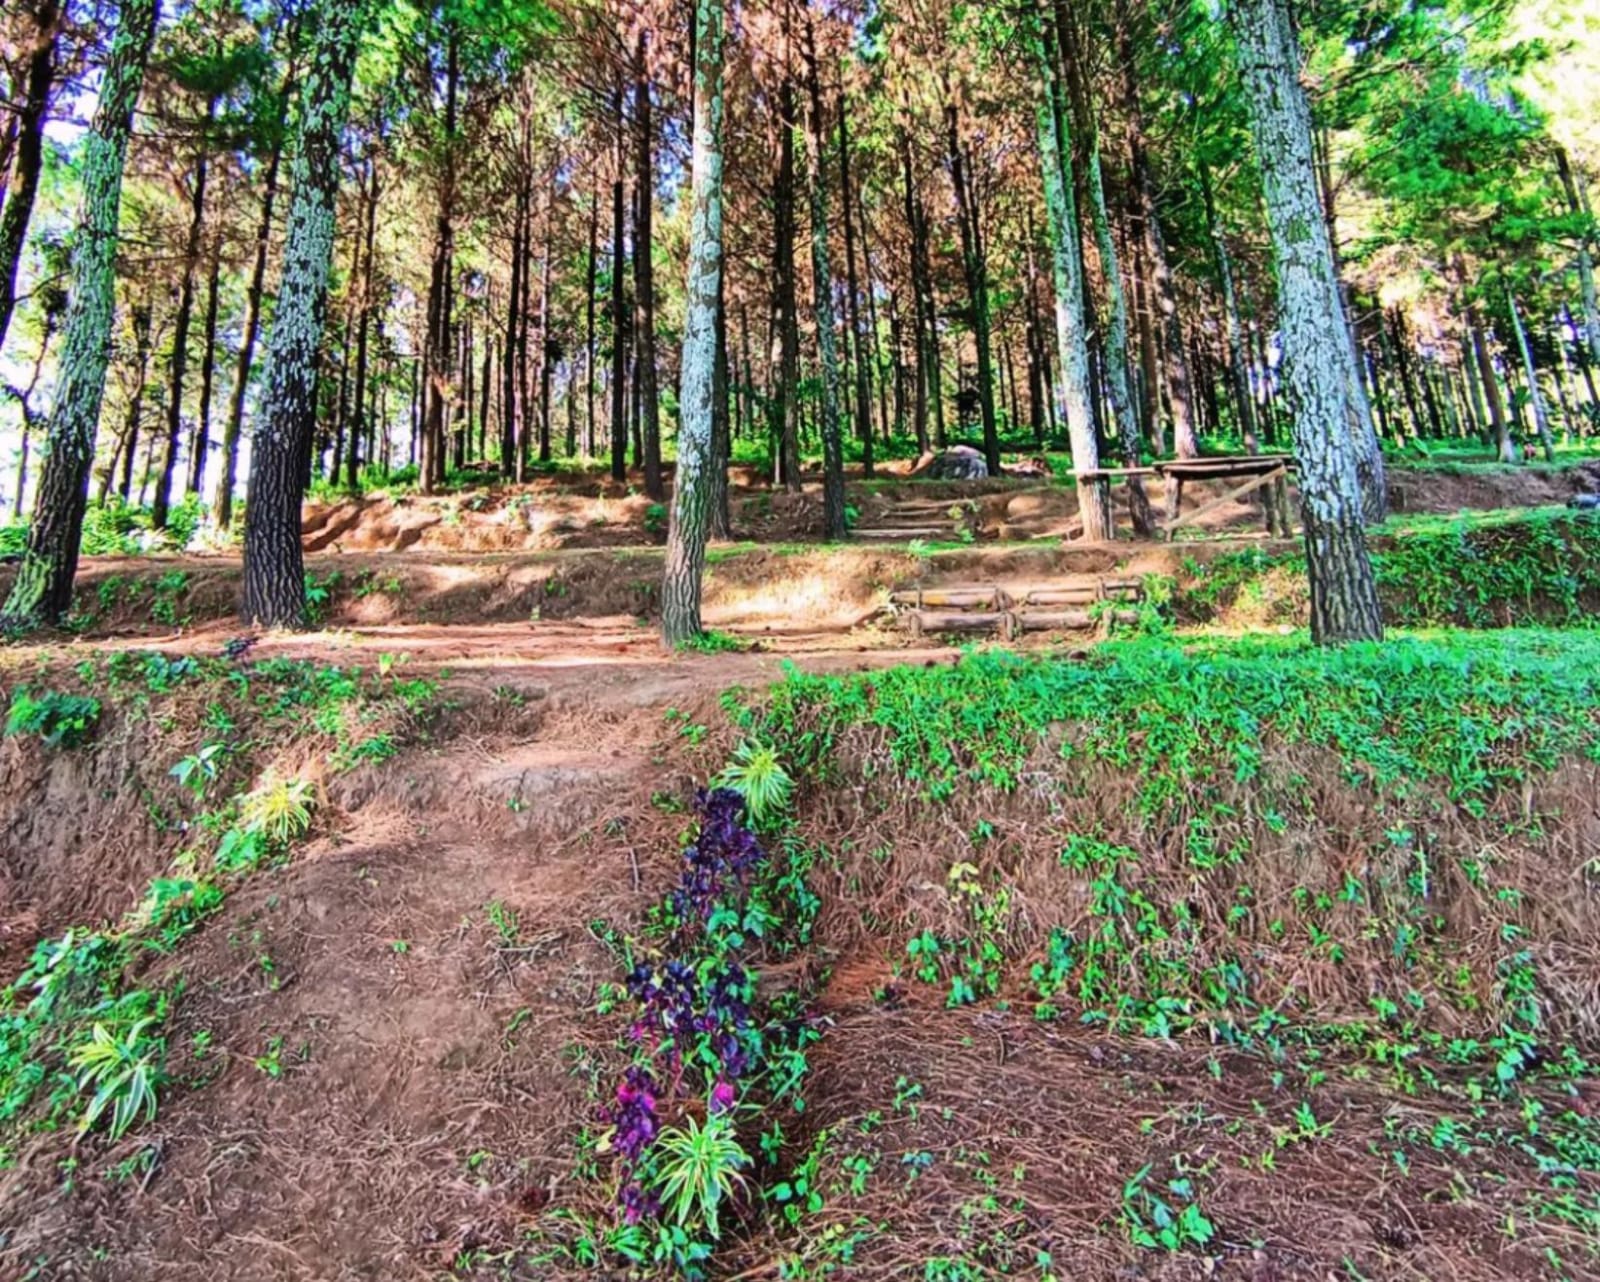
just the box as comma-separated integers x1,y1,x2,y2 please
1176,509,1600,628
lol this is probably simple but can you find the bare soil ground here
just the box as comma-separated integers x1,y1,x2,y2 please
294,459,1600,556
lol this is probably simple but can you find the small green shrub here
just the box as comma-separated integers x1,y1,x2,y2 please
68,1018,164,1139
1120,1162,1216,1253
238,771,316,846
648,1113,751,1240
5,688,102,748
678,629,746,655
714,740,793,824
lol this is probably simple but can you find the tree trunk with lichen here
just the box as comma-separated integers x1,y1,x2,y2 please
661,0,724,645
0,0,60,355
1061,7,1152,534
239,0,368,628
1231,0,1382,643
1032,14,1111,543
215,67,288,529
1,0,158,629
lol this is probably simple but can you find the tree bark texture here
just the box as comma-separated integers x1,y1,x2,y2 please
1033,16,1110,543
634,32,663,500
804,13,846,540
2,0,158,628
661,0,724,646
1231,0,1382,643
152,95,214,530
239,0,367,628
0,0,61,354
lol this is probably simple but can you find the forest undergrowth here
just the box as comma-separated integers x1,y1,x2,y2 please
507,628,1600,1281
2,628,1598,1281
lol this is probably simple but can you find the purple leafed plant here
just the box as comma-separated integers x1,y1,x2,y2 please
603,788,767,1222
671,788,765,921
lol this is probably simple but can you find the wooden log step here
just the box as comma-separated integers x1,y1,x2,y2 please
1019,609,1140,632
854,527,951,540
878,502,962,513
890,588,1005,610
1023,587,1098,607
900,610,1013,637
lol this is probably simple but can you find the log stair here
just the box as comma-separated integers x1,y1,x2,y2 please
891,575,1144,639
853,498,980,543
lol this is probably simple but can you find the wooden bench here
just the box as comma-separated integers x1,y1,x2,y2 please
1153,455,1295,540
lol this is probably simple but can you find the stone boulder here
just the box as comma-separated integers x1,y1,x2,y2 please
922,445,989,481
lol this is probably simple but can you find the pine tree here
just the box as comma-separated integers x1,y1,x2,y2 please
803,8,847,541
1231,0,1382,643
239,0,369,627
660,0,725,646
0,0,61,355
0,0,159,629
1032,8,1110,543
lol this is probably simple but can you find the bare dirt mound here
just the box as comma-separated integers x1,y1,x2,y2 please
1389,459,1600,513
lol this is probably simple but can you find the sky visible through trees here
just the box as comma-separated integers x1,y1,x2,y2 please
0,0,1596,635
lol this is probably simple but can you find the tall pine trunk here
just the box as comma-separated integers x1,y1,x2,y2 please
1555,146,1600,370
902,121,942,451
584,181,598,457
1231,0,1382,643
838,89,874,478
114,304,153,503
1471,312,1514,462
2,0,158,628
946,96,999,474
215,74,288,529
1201,163,1257,450
710,269,732,538
661,0,724,645
769,77,802,490
1115,0,1195,460
1312,127,1387,522
153,95,214,529
609,94,628,484
1032,13,1110,543
1507,287,1554,462
188,229,221,496
347,155,378,489
422,30,460,493
634,32,663,499
804,12,846,539
239,0,368,627
0,0,60,353
1060,6,1151,533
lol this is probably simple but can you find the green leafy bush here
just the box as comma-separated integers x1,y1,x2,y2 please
5,688,102,748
